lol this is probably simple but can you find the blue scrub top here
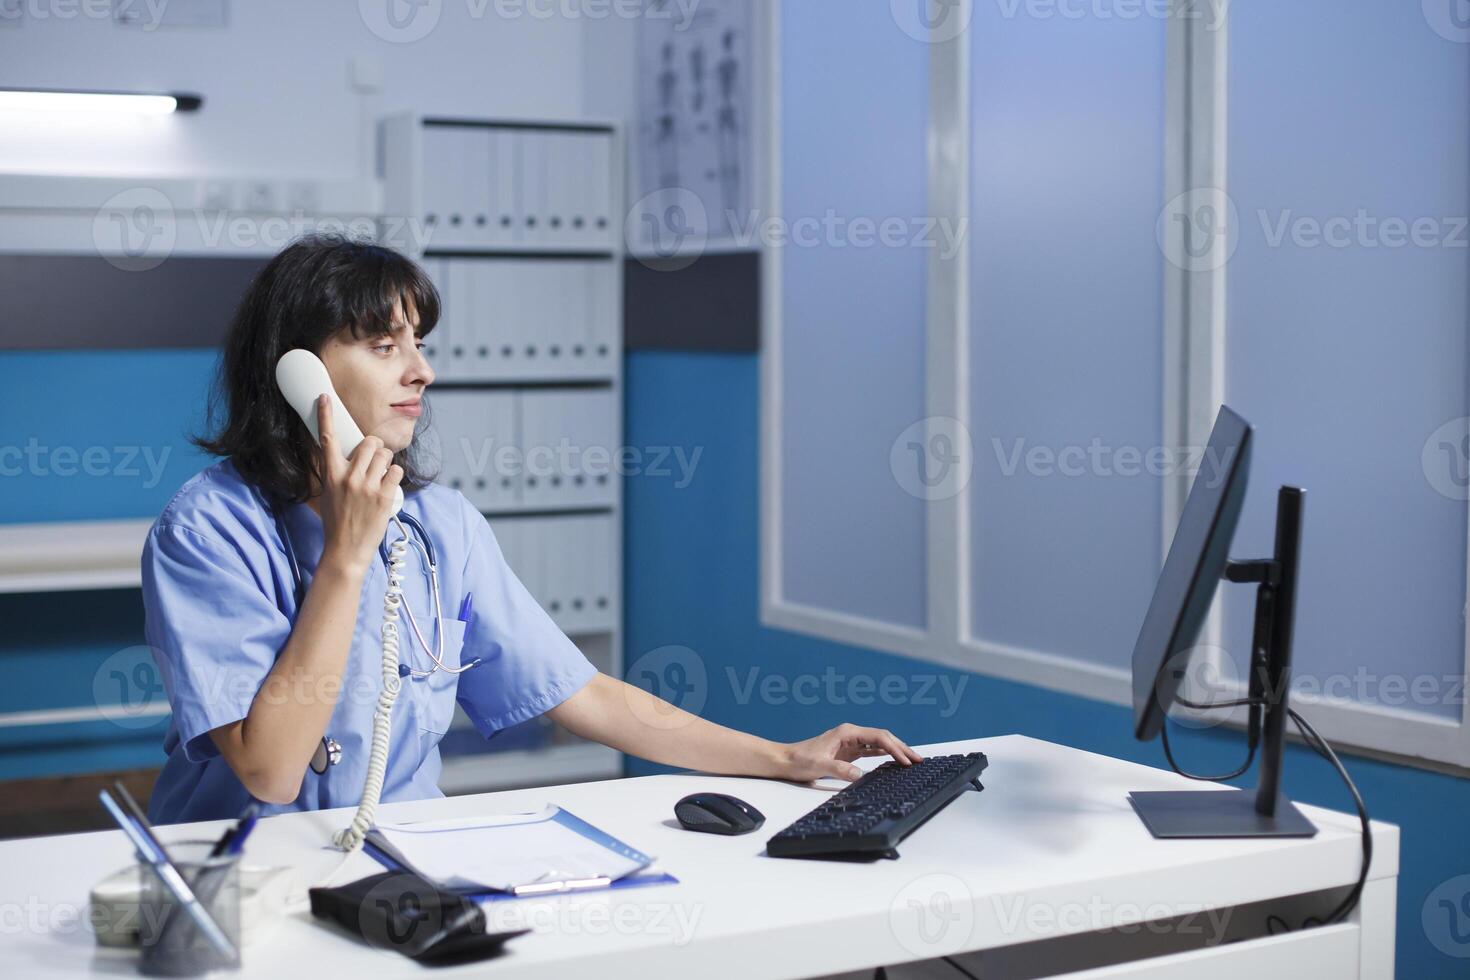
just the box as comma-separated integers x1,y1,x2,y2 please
141,457,597,825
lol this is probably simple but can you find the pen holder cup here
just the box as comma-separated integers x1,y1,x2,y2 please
137,840,242,977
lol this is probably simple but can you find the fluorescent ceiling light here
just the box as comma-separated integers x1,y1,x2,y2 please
0,88,203,115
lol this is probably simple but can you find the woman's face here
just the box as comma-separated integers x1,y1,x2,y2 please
317,294,434,453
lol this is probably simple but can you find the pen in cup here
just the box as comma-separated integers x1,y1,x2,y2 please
209,801,261,859
97,789,238,960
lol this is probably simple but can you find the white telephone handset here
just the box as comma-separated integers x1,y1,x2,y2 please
275,348,405,514
275,348,409,851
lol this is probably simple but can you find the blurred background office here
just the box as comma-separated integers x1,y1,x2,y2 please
0,1,1467,975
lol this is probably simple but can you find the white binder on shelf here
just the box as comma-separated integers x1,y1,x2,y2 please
483,260,609,382
552,261,592,377
419,125,459,251
538,260,576,371
517,130,547,247
457,260,492,379
586,133,614,247
433,126,479,249
483,391,520,511
432,389,518,511
540,131,568,248
519,517,548,607
493,518,543,604
463,128,493,248
439,261,476,381
424,389,460,494
566,132,597,249
582,261,617,372
519,389,617,510
554,514,614,633
489,517,521,577
516,389,552,508
586,512,614,629
419,258,450,378
467,260,521,379
489,128,519,247
566,389,617,508
536,517,567,623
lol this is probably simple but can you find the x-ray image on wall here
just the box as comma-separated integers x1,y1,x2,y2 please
633,0,754,256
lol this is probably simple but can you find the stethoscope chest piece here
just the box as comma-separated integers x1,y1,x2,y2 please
311,736,343,774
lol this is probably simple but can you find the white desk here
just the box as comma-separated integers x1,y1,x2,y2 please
0,735,1398,979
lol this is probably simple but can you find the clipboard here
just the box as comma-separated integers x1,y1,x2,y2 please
362,806,679,902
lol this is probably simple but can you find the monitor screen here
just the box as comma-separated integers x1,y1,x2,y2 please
1131,405,1253,741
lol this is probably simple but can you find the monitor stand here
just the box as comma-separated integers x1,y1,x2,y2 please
1130,486,1318,840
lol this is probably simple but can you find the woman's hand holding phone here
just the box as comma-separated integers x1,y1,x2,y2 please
315,393,404,572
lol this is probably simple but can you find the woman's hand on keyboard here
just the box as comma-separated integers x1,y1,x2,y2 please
779,724,925,782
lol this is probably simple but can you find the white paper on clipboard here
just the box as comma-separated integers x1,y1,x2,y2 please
367,804,656,894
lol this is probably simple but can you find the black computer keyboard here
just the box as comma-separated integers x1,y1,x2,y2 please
766,751,989,858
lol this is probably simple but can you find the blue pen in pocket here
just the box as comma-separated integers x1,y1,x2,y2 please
456,592,482,670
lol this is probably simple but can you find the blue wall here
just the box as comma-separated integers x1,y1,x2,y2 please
622,349,1470,980
0,350,221,780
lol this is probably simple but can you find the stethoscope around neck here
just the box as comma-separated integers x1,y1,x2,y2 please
271,501,482,683
272,499,485,777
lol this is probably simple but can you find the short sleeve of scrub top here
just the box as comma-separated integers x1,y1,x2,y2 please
144,522,293,765
451,492,600,737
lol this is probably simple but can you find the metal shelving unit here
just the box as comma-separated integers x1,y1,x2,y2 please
379,111,626,793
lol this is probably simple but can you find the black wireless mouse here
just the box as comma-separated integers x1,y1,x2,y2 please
674,793,766,835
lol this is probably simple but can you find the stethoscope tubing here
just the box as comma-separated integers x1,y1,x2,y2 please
272,501,477,681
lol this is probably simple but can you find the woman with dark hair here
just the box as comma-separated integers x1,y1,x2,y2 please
142,235,920,827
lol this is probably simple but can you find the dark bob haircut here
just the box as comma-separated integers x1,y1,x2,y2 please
193,234,441,506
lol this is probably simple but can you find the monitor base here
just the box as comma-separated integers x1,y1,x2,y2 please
1128,789,1318,838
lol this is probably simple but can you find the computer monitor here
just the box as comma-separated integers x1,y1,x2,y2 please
1130,405,1251,742
1127,404,1317,839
